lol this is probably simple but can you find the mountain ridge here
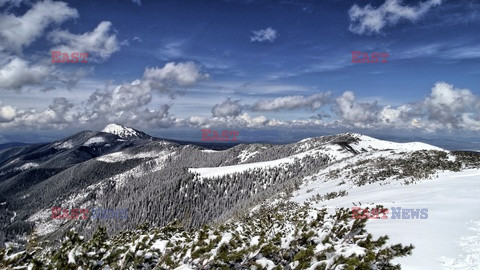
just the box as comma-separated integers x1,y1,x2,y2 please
1,125,480,268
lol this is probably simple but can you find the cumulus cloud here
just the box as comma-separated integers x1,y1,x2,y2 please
250,27,277,42
423,82,479,128
49,21,120,61
188,116,210,127
237,113,269,127
0,2,120,90
369,82,480,131
187,112,273,129
252,93,330,111
212,98,244,117
333,91,381,127
461,113,480,131
0,104,17,122
0,62,207,130
0,97,75,129
0,57,53,90
2,78,480,134
349,0,442,35
0,0,78,52
143,62,207,87
379,104,412,125
79,62,207,127
0,56,91,91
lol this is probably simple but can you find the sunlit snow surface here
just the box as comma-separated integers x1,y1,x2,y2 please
292,169,480,270
190,133,443,179
83,136,107,146
102,123,143,138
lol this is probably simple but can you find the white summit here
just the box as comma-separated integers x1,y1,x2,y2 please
101,123,145,139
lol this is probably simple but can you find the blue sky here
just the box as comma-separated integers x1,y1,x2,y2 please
1,0,480,143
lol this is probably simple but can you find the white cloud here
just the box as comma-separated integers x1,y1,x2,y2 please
367,82,480,131
0,104,17,122
0,57,52,90
2,78,480,134
49,21,120,61
185,111,274,129
423,82,479,128
0,0,78,52
132,0,141,6
252,93,330,111
333,91,380,128
188,116,210,127
237,113,269,127
0,56,90,91
0,97,74,129
0,62,207,130
143,62,208,87
349,0,442,35
380,105,408,124
250,27,277,42
212,98,243,117
79,62,208,127
461,113,480,131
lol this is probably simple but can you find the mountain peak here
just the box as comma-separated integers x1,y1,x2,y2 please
101,123,148,139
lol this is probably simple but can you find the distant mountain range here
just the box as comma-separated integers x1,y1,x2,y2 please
0,143,31,151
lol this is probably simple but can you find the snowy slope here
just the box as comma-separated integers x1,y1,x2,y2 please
190,149,317,179
293,133,443,154
292,168,480,270
190,133,443,179
102,123,149,139
189,132,476,269
347,133,443,152
83,136,107,146
189,157,278,179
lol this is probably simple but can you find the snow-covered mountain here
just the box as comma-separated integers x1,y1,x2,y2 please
1,128,479,269
101,123,151,139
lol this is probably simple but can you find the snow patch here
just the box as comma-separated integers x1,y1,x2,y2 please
256,258,276,269
190,149,321,179
102,123,143,139
201,149,217,153
15,162,39,171
352,134,444,152
151,240,168,253
238,150,259,163
83,136,107,146
53,140,74,149
97,150,166,163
